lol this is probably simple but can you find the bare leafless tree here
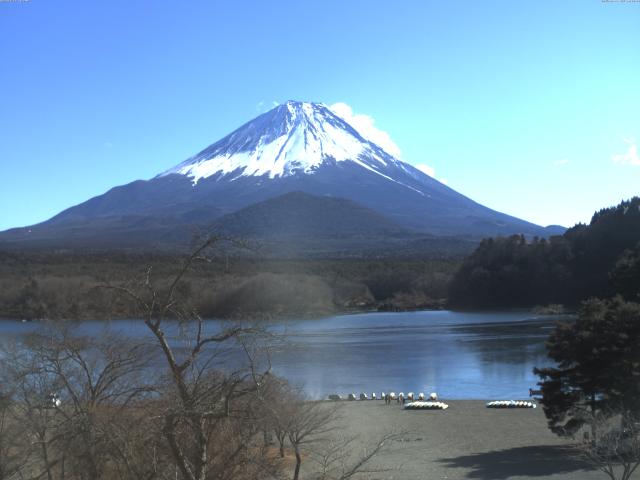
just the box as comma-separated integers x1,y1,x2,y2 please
0,391,30,480
287,400,339,480
256,376,295,458
0,327,163,480
579,413,640,480
28,331,157,480
104,236,277,480
0,338,67,480
0,236,399,480
308,432,402,480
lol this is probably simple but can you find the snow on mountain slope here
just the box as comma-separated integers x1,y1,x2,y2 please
160,101,412,186
0,100,564,250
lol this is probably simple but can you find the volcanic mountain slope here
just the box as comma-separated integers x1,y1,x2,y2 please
213,192,485,258
214,191,409,239
0,101,564,251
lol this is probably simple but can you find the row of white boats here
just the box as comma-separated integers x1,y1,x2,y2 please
485,400,537,408
327,393,537,410
328,391,437,402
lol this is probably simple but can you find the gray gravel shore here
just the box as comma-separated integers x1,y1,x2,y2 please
315,400,638,480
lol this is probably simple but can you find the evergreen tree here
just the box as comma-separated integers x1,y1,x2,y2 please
610,243,640,301
449,197,640,309
534,297,640,437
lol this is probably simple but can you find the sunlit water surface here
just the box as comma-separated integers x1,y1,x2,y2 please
0,310,567,400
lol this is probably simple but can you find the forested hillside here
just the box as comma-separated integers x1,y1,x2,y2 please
448,197,640,308
0,252,459,320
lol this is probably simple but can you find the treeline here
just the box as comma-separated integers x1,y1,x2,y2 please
448,197,640,309
0,251,461,320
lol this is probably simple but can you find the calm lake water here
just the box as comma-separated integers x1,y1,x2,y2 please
0,310,567,400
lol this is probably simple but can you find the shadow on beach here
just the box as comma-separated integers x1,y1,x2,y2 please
437,445,594,479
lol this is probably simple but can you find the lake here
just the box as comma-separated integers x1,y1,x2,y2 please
0,310,567,400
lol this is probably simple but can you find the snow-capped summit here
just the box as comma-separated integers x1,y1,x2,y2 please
0,100,564,251
161,101,405,184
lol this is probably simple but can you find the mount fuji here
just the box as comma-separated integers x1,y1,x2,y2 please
0,101,563,253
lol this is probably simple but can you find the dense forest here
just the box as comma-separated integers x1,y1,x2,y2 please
448,197,640,309
5,197,640,319
0,251,460,320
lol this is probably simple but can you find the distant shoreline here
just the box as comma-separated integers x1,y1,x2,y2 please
0,303,573,323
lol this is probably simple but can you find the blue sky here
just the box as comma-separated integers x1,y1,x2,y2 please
1,0,638,231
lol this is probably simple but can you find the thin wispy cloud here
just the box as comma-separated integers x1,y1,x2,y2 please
612,139,640,166
329,102,403,159
256,100,279,113
553,159,569,166
415,163,435,177
415,163,448,185
328,103,452,185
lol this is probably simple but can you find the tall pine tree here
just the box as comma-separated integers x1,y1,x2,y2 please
535,297,640,437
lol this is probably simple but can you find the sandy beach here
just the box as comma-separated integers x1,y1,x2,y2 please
311,400,639,480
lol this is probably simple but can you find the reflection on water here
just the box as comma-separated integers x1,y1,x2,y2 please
269,310,566,399
0,310,569,400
